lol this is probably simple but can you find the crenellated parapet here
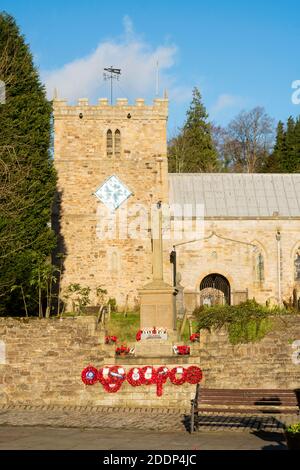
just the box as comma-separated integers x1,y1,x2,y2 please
53,97,168,120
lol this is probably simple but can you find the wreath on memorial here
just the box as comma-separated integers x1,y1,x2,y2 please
127,367,144,387
186,366,203,384
115,345,130,356
135,327,167,341
190,333,200,343
81,365,203,396
98,366,126,393
136,330,142,341
140,366,157,386
81,366,99,385
105,335,118,344
173,345,190,355
169,366,187,385
155,366,170,397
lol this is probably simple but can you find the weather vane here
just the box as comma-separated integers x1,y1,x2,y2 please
103,66,121,105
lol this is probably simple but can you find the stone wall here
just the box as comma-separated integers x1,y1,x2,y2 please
1,316,300,410
0,317,196,411
0,317,104,406
199,316,300,389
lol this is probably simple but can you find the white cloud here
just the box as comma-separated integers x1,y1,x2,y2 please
123,15,134,37
211,93,246,116
42,17,179,104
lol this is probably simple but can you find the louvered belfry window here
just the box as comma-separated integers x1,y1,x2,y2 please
107,129,113,157
115,129,121,157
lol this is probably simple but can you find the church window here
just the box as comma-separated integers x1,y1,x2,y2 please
295,247,300,281
111,252,118,272
257,253,264,282
115,129,121,157
106,130,113,157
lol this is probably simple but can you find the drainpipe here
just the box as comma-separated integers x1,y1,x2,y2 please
170,247,177,287
276,231,282,306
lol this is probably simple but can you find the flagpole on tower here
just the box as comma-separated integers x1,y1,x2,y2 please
104,66,121,105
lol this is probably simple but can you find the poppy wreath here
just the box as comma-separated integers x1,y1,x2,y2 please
155,366,169,397
169,366,188,385
185,366,203,384
136,330,142,341
126,367,143,387
105,335,118,344
190,333,200,343
81,366,99,385
140,366,157,385
98,366,126,393
175,345,190,355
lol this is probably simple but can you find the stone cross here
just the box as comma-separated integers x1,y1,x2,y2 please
138,202,175,334
152,204,164,282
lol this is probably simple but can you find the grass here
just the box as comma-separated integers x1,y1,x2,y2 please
177,318,198,343
105,311,197,344
105,311,140,344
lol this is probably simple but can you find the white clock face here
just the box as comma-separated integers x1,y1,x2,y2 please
94,175,132,211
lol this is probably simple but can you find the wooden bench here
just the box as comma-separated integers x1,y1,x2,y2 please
190,385,300,433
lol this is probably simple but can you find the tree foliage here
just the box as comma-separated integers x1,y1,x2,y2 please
168,87,218,172
265,116,300,172
194,300,298,345
0,12,56,316
217,107,274,172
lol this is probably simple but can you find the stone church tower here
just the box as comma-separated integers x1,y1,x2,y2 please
53,97,169,308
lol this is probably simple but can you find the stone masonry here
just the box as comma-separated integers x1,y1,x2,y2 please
0,317,299,409
53,97,169,309
53,97,300,310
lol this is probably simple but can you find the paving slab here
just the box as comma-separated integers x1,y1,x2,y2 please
0,426,288,450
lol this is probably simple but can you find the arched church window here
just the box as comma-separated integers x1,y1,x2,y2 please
115,129,121,157
111,251,118,273
257,253,264,282
295,247,300,281
106,130,113,157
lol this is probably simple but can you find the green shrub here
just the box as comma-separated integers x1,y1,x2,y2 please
194,300,298,345
108,297,118,313
285,423,300,434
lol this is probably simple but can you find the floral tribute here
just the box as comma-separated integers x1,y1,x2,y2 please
105,335,118,344
115,344,130,356
98,366,126,393
81,365,203,397
173,345,190,355
190,333,200,343
136,330,142,341
136,327,168,341
81,366,99,385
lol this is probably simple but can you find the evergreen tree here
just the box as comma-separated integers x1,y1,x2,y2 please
264,116,300,173
264,121,286,172
168,87,218,172
293,117,300,171
283,116,296,172
0,12,56,316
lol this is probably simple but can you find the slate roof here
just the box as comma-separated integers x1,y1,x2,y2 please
168,173,300,218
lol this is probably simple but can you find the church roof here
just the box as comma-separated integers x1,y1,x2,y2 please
168,173,300,218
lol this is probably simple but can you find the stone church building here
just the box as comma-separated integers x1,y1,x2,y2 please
53,97,300,311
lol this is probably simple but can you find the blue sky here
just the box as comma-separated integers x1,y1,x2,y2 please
1,0,300,133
